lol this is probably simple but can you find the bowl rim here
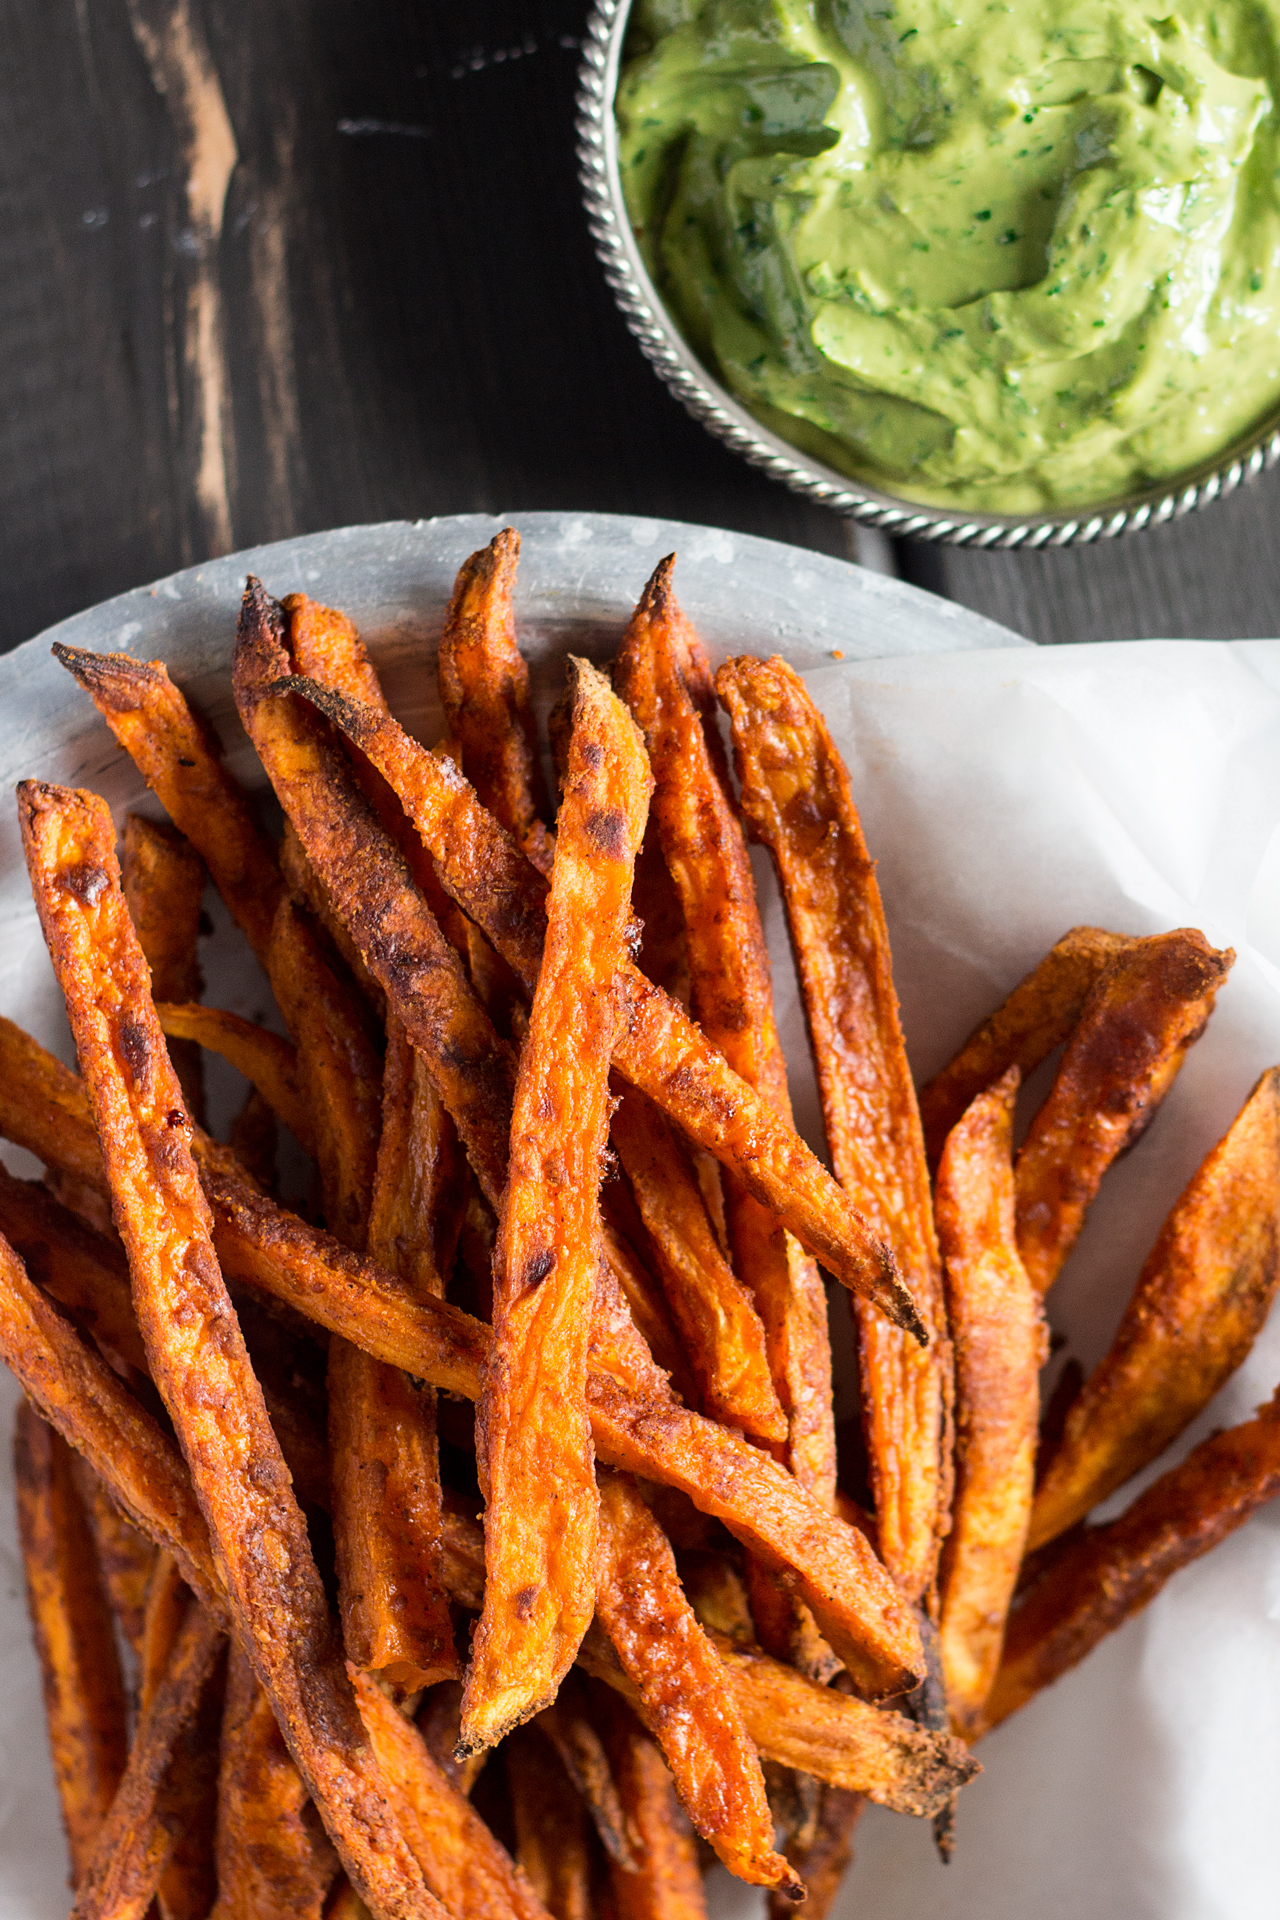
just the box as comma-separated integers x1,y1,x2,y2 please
577,0,1280,551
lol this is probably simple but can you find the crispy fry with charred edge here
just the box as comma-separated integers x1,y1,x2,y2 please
596,1472,801,1897
15,1402,129,1883
438,529,555,876
0,1016,923,1699
330,1018,460,1694
123,814,205,1120
212,1642,339,1920
506,1725,595,1920
768,1790,863,1920
233,583,518,1212
286,595,388,713
534,1671,636,1868
350,1668,552,1920
71,1597,225,1920
617,576,835,1506
54,646,283,965
268,894,382,1244
155,1004,315,1157
18,784,446,1920
1015,929,1234,1295
717,652,951,1605
70,1456,156,1659
593,1688,708,1920
917,928,1136,1169
286,678,921,1340
986,1383,1280,1729
611,1085,784,1442
140,1556,224,1920
1028,1066,1280,1553
462,660,652,1752
934,1070,1046,1736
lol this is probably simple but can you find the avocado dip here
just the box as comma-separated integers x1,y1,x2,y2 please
616,0,1280,512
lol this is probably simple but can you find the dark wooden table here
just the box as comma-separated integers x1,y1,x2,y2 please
3,0,1277,654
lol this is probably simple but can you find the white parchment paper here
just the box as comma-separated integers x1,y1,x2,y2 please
2,606,1279,1917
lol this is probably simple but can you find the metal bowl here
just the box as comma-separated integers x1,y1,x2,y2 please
577,0,1280,550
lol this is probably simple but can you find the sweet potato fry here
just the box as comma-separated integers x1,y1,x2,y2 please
15,1402,129,1884
155,1003,315,1157
534,1671,636,1868
618,578,835,1507
290,679,920,1338
331,1016,461,1693
1028,1065,1280,1552
19,782,446,1920
286,594,388,713
768,1789,863,1920
1014,928,1234,1294
933,1069,1046,1735
139,1556,224,1920
917,927,1136,1168
70,1456,156,1659
54,645,283,965
717,652,951,1604
349,1669,552,1920
123,813,206,1120
438,529,555,876
0,1165,149,1381
610,1085,784,1442
71,1596,225,1920
593,1690,708,1920
462,660,652,1752
0,1012,105,1192
506,1726,594,1920
987,1383,1280,1728
213,1641,339,1920
595,1472,800,1896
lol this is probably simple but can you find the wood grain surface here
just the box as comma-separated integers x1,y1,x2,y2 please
0,0,1276,653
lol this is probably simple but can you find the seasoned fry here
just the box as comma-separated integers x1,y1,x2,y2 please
438,529,555,875
54,646,283,964
934,1069,1046,1735
717,651,951,1605
0,1164,149,1381
1015,929,1234,1294
69,1456,156,1659
534,1671,636,1868
286,594,388,713
331,1016,461,1693
987,1384,1280,1728
350,1669,552,1920
506,1726,594,1920
1028,1066,1280,1552
19,782,446,1920
71,1597,225,1920
213,1641,339,1920
155,1003,315,1157
140,1555,224,1920
768,1789,863,1920
462,660,651,1752
594,1689,708,1920
15,1402,129,1884
123,813,206,1120
596,1472,800,1896
618,575,835,1506
610,1085,784,1442
0,1012,105,1192
291,679,920,1338
917,927,1136,1168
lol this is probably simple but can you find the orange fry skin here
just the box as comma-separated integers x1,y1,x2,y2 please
934,1070,1047,1736
289,678,920,1339
506,1726,595,1920
594,1689,709,1920
917,927,1135,1169
717,652,951,1604
15,1403,130,1885
1015,928,1234,1295
139,1555,224,1920
610,1086,784,1442
350,1669,552,1920
286,594,389,714
123,813,205,1120
54,646,283,965
986,1384,1280,1729
438,528,555,876
463,660,652,1752
155,1003,315,1156
213,1642,339,1920
18,783,446,1920
595,1473,801,1897
1029,1065,1280,1553
0,1164,151,1383
617,572,835,1507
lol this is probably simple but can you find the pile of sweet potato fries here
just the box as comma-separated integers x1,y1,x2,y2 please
2,528,1277,1920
